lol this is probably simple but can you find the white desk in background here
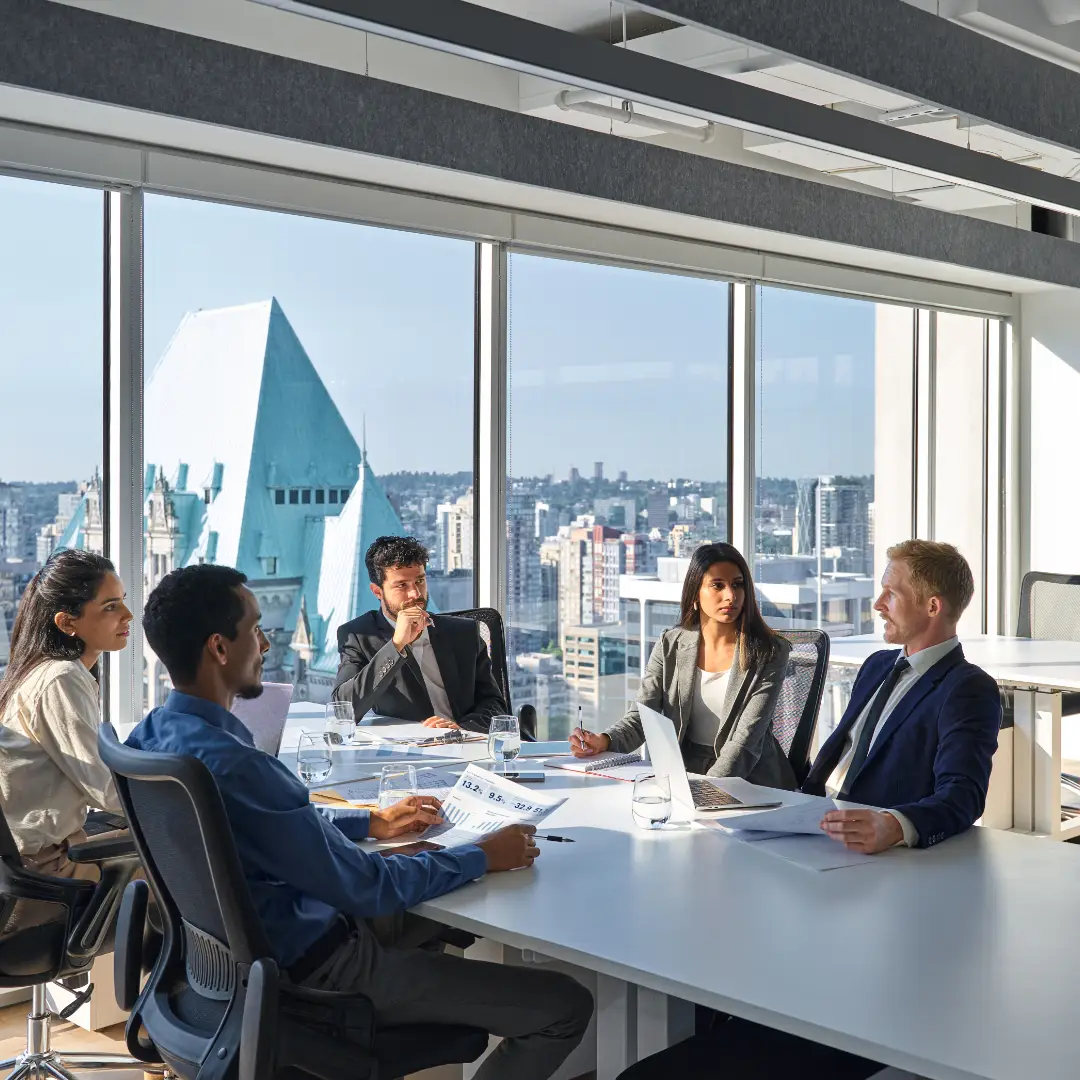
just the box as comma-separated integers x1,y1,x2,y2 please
414,768,1080,1080
828,635,1080,840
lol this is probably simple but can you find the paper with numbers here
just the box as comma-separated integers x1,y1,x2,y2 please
421,764,566,849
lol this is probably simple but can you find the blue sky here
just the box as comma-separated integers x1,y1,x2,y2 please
1,177,877,484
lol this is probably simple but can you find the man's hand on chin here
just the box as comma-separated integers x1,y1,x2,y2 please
422,716,459,729
820,808,904,854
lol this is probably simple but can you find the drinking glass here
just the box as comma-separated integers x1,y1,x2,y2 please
487,715,521,771
632,774,672,830
324,700,355,745
296,730,333,785
378,764,418,810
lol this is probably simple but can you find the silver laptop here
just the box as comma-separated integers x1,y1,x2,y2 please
232,682,294,757
638,702,781,815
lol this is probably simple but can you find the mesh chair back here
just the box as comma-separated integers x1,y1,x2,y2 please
1017,573,1080,640
772,630,831,784
446,608,511,710
98,724,272,987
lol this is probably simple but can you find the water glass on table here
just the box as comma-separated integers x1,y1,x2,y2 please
632,774,672,830
378,764,418,810
487,715,521,772
324,700,355,745
296,730,333,785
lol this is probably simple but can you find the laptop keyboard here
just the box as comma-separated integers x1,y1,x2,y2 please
689,778,741,810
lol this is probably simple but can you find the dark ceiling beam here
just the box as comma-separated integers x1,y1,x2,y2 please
258,0,1080,216
631,0,1080,155
2,0,1079,288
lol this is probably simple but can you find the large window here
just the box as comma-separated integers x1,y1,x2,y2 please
0,176,103,672
137,196,476,707
754,286,887,637
506,253,730,738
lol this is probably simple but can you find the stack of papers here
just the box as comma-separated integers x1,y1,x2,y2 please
353,722,485,747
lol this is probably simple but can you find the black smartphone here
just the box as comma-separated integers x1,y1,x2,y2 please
502,771,546,783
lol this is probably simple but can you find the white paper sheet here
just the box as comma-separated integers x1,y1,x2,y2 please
352,721,485,747
718,795,840,836
420,764,566,849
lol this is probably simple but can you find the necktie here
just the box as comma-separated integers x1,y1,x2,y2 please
839,657,911,797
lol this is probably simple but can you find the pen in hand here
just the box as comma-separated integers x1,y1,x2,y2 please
534,835,574,843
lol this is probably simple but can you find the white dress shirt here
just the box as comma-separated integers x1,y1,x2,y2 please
383,612,456,722
688,667,732,747
827,636,960,848
0,658,120,856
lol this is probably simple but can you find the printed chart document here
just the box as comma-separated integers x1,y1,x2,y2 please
420,764,567,849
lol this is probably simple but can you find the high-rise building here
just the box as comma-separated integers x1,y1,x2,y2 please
436,489,474,572
0,485,22,561
647,487,673,529
534,500,553,540
593,496,636,529
593,461,603,482
506,487,542,652
617,471,628,483
791,475,873,574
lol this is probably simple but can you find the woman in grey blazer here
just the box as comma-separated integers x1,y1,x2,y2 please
571,542,796,790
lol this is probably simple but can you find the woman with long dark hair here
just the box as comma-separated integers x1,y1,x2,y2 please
571,542,796,789
0,549,133,879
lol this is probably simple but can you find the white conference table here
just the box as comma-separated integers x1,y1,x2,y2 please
828,635,1080,840
412,767,1080,1080
283,708,1080,1080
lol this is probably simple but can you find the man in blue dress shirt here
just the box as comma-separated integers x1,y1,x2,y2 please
127,565,592,1080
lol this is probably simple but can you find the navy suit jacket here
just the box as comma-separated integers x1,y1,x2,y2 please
803,645,1001,848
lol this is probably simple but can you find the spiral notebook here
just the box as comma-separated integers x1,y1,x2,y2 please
545,751,652,781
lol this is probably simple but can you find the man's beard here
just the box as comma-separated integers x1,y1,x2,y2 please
385,596,429,620
236,683,264,701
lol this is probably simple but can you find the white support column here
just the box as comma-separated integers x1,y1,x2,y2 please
1012,686,1063,837
985,319,1005,635
595,975,637,1080
476,242,508,614
636,987,695,1062
104,188,144,735
913,309,935,540
729,282,755,558
1012,688,1035,833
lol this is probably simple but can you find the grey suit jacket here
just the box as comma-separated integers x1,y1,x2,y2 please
604,627,797,790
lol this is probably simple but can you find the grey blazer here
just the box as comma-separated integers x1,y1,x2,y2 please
604,628,797,790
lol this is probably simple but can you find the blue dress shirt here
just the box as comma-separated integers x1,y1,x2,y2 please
126,691,488,968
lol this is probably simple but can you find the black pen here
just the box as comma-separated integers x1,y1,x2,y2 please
535,834,574,843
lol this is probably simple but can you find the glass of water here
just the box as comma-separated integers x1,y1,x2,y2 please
632,774,672,830
296,730,333,785
378,764,418,810
487,715,520,772
325,700,355,745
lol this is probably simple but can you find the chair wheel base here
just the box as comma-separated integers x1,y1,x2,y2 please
3,1050,152,1080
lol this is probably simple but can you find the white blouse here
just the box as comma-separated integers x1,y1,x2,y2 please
687,666,733,748
0,659,120,855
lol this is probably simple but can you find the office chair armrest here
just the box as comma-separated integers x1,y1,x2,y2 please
67,854,142,966
240,958,279,1080
516,703,537,741
114,879,149,1010
68,834,138,863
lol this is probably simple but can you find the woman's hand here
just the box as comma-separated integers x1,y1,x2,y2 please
570,729,611,757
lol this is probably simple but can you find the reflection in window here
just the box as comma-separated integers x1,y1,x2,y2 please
0,176,103,675
507,253,730,738
131,196,475,709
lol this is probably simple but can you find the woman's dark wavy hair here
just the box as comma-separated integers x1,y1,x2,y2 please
678,542,776,670
0,549,115,715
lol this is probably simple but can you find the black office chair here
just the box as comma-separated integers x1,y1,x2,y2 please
447,606,536,739
1017,571,1080,715
0,809,145,1080
773,630,831,785
97,722,488,1080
